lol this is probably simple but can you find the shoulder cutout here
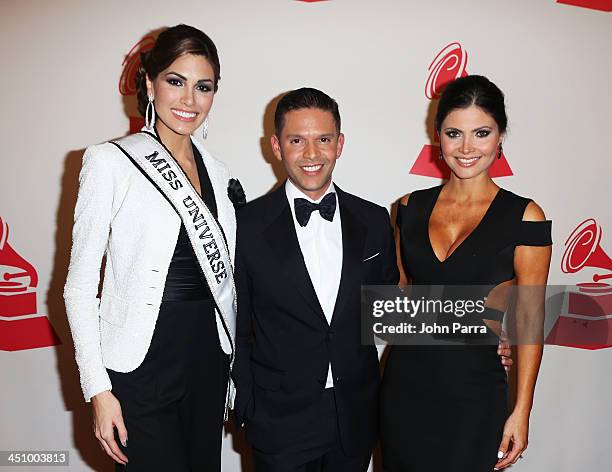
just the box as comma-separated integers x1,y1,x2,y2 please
522,200,546,222
518,200,552,246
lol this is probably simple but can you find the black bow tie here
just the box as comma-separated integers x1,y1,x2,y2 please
294,193,337,227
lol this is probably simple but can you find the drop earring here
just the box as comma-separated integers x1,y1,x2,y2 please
145,95,156,131
203,116,209,140
439,148,444,160
497,144,503,159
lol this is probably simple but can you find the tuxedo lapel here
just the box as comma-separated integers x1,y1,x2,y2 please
331,188,367,326
263,187,327,325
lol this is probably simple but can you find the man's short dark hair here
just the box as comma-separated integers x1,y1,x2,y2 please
274,87,341,136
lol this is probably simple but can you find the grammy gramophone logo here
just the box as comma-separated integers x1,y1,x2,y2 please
410,42,513,179
0,217,60,351
556,0,612,12
546,218,612,349
119,36,155,134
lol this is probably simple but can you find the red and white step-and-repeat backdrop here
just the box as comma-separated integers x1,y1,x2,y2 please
1,1,610,470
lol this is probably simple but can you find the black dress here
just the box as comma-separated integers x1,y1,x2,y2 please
380,185,551,472
108,144,230,472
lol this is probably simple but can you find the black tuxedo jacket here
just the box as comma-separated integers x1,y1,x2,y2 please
233,183,399,455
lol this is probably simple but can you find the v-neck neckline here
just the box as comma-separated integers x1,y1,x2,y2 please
427,185,503,264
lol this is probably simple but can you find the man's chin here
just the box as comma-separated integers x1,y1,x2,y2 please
296,179,331,194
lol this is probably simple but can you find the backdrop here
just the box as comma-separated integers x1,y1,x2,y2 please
1,0,610,470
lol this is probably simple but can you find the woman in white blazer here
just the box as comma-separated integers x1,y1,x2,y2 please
64,25,243,471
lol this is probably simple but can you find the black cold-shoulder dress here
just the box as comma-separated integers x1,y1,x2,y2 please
380,185,551,472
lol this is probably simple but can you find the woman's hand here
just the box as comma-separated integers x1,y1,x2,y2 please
494,409,529,470
92,391,129,465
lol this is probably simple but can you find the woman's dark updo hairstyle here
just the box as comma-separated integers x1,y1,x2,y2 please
435,75,507,134
136,24,221,117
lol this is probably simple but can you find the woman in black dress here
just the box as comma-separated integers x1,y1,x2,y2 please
380,75,552,471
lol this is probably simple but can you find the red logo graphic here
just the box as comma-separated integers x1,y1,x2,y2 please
119,36,155,134
546,218,612,349
0,217,60,351
557,0,612,12
425,42,468,100
411,42,513,179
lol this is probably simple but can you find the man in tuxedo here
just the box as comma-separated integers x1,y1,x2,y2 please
233,87,398,471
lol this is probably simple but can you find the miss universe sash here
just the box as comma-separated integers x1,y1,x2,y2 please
110,132,236,396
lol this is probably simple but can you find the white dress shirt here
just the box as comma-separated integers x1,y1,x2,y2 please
286,179,343,389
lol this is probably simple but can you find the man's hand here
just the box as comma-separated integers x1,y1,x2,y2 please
498,336,513,373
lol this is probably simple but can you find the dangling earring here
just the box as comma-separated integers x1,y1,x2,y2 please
145,95,156,131
497,144,503,160
439,148,444,160
202,116,209,140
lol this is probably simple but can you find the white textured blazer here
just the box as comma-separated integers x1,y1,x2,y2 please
64,136,237,402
